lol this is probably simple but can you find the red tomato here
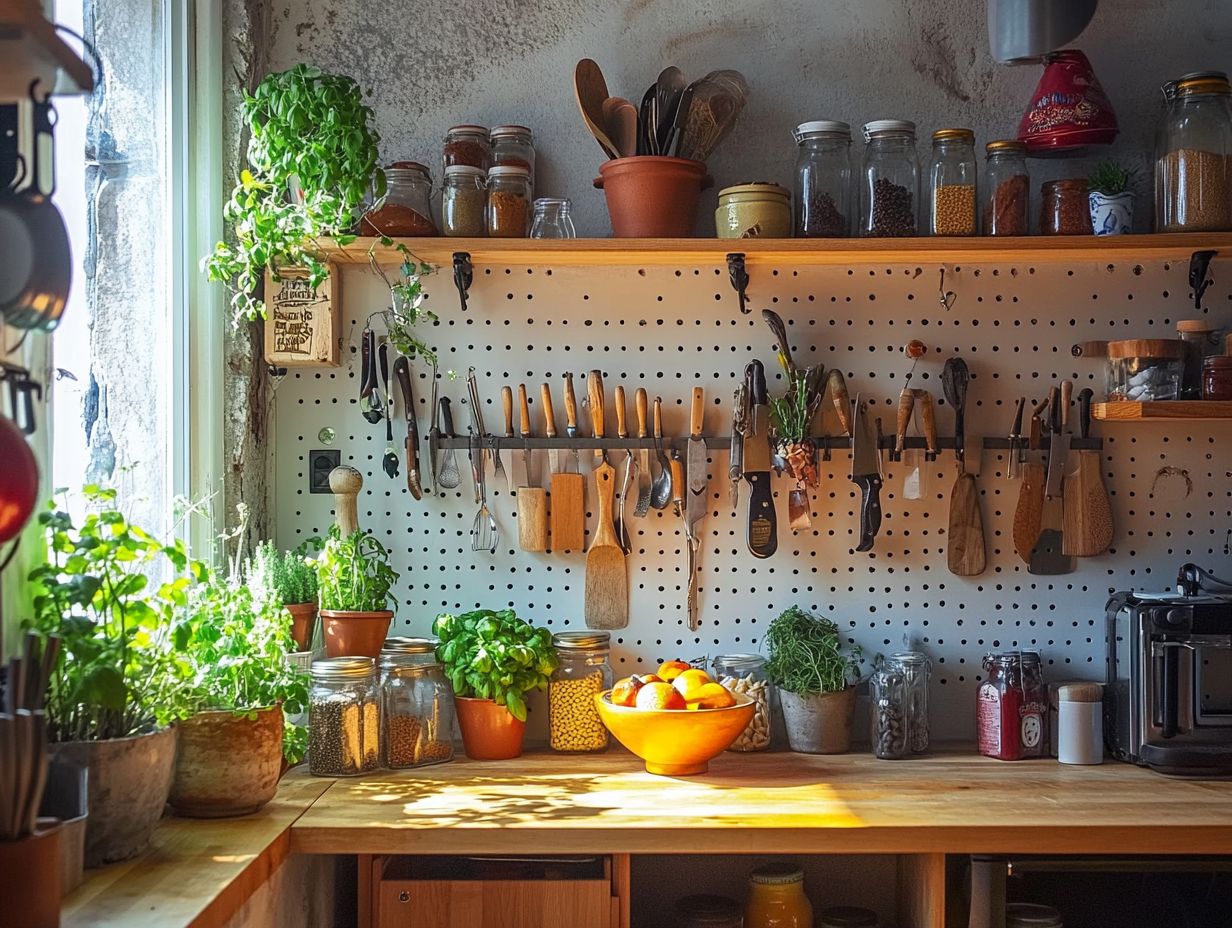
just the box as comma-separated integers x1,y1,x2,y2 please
0,415,39,543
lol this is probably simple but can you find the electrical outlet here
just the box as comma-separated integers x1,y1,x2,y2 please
309,450,340,493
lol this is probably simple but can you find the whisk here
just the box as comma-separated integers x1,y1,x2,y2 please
469,432,498,553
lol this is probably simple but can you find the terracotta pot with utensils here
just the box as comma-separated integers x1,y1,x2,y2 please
594,155,712,237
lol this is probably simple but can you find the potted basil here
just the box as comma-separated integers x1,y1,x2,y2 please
764,606,862,754
1088,160,1136,236
433,609,557,759
313,525,399,658
253,541,319,651
25,488,201,866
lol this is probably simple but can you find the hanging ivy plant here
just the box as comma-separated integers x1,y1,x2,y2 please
371,239,438,364
205,64,384,324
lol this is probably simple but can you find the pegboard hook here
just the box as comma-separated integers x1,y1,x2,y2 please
938,267,957,311
727,253,750,315
452,251,473,313
1189,250,1216,310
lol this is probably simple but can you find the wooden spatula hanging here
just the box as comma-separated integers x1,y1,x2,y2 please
584,371,628,629
943,357,986,577
1062,388,1114,557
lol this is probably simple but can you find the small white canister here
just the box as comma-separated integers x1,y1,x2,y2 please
1057,682,1103,765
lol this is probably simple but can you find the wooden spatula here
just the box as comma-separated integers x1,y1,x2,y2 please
1013,396,1050,564
574,59,619,159
584,371,628,629
1063,388,1114,557
943,358,985,577
545,382,585,552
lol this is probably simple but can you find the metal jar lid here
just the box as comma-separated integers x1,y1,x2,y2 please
713,653,766,672
932,127,974,143
862,119,916,142
311,656,376,681
381,636,438,655
488,165,530,178
986,139,1027,156
446,124,489,136
386,162,432,182
1174,74,1232,98
794,119,851,141
552,630,610,650
889,649,930,667
490,124,533,140
750,863,804,884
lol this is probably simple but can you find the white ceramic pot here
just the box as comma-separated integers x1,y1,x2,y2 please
1089,191,1133,235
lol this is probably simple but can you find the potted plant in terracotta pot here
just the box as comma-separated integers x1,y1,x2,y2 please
314,525,399,658
1087,160,1136,235
25,487,201,866
433,608,556,760
254,541,319,651
764,606,862,754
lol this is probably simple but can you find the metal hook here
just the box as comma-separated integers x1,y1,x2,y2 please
727,253,750,314
1189,250,1216,310
938,268,957,310
453,252,473,313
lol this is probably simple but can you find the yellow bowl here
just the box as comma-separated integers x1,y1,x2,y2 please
594,690,756,776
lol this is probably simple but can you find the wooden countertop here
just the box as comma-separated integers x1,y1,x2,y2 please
289,747,1232,856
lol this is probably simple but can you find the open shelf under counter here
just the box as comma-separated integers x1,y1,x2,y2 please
319,232,1232,268
1093,400,1232,421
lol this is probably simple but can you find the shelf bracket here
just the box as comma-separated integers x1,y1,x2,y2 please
452,251,473,313
1189,250,1216,310
727,252,750,315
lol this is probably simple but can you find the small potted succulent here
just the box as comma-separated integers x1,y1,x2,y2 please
433,608,556,760
253,541,319,651
764,606,862,754
1087,160,1136,235
313,525,399,658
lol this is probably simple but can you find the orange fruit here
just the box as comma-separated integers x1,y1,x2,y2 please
671,668,714,700
689,682,737,710
638,673,663,685
610,676,644,707
656,660,692,682
635,681,687,711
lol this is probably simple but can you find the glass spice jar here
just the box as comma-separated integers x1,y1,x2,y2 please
443,124,491,172
549,631,612,753
977,651,1048,761
530,197,577,239
308,657,380,777
928,128,977,235
870,665,907,760
792,120,852,237
1177,319,1223,398
487,165,531,237
382,662,455,769
860,120,919,237
1202,356,1232,400
361,162,437,237
379,636,440,685
889,649,931,753
441,165,488,237
1155,72,1232,232
1040,178,1093,235
745,865,813,928
490,125,536,188
983,140,1030,236
713,653,773,752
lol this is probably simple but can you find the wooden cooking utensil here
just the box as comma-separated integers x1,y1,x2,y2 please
516,384,547,553
943,358,985,577
1063,388,1114,557
329,465,363,536
584,371,628,629
573,59,619,160
602,96,638,159
1013,396,1050,564
544,382,585,552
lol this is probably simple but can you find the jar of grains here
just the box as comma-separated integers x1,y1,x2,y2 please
487,165,532,237
308,657,380,776
379,636,440,685
1155,72,1232,232
927,128,977,235
382,663,455,769
870,664,908,759
443,124,491,172
1040,178,1093,235
983,140,1030,236
441,165,488,237
549,631,612,752
490,125,536,190
889,649,931,753
530,197,577,238
361,162,437,237
860,120,919,237
713,654,773,751
792,120,852,237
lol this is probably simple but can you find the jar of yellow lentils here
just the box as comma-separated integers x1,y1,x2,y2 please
549,631,612,753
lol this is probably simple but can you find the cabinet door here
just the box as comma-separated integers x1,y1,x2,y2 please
377,878,613,928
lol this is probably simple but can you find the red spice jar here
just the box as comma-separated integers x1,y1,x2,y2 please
978,651,1048,761
1040,178,1093,235
361,162,437,237
443,125,492,172
1202,355,1232,400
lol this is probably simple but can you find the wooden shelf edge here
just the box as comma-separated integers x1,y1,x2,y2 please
1093,400,1232,421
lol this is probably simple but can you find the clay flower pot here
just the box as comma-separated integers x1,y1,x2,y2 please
169,707,284,818
780,687,857,754
285,601,318,651
0,818,62,927
320,609,393,658
454,696,527,760
594,156,712,237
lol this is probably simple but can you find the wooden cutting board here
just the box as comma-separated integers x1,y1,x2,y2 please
947,471,986,576
1012,459,1046,565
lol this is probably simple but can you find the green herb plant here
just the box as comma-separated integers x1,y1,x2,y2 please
252,540,318,606
204,64,383,324
769,369,812,442
432,609,557,721
372,239,438,364
763,606,862,696
313,525,399,613
1088,160,1136,197
25,486,205,742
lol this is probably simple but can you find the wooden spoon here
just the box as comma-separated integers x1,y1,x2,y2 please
573,59,619,159
606,98,638,158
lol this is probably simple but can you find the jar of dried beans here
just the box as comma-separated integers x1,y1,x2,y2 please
714,653,773,752
927,128,976,235
870,665,907,759
361,162,437,237
1040,178,1093,235
982,140,1030,236
860,120,918,237
379,636,440,685
1155,72,1232,232
977,651,1048,761
382,658,455,769
792,120,852,237
441,165,488,237
443,124,491,172
549,631,612,753
308,657,380,776
487,165,531,237
490,125,536,191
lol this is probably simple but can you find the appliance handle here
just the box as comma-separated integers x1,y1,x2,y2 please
1176,562,1232,596
1161,643,1180,739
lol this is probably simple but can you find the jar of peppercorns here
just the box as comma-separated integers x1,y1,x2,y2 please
792,120,852,237
382,653,455,769
983,140,1030,236
487,165,532,237
490,125,536,193
1041,178,1093,235
441,165,488,237
360,162,438,237
443,124,492,172
860,120,919,237
549,631,612,753
308,657,380,777
927,128,977,235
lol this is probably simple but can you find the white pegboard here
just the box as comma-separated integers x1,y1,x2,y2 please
273,252,1232,740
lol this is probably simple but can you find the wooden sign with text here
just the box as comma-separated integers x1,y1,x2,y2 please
263,265,341,367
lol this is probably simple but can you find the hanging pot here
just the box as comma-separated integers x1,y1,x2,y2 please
0,412,39,543
988,0,1098,64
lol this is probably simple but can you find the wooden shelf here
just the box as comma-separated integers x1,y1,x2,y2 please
319,232,1232,268
1093,400,1232,421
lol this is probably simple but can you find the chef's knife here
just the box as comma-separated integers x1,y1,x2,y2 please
729,376,748,511
393,356,423,500
743,360,777,559
500,385,516,493
1045,381,1072,499
851,396,883,552
633,388,652,517
1007,396,1027,480
686,386,708,534
426,361,440,494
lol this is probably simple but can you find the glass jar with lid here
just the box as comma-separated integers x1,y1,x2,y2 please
530,197,577,239
379,636,440,684
1177,319,1223,398
870,665,907,759
927,128,977,235
382,662,455,768
744,864,813,928
1040,179,1093,235
889,649,931,753
713,654,773,752
443,124,491,172
978,651,1048,761
490,125,536,188
818,906,880,928
549,631,612,753
1155,72,1232,232
441,166,487,237
308,657,380,776
792,120,852,237
674,895,743,928
361,162,437,237
983,140,1030,236
860,120,918,237
487,166,531,237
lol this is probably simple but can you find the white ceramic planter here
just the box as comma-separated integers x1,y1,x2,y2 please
1089,191,1134,235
